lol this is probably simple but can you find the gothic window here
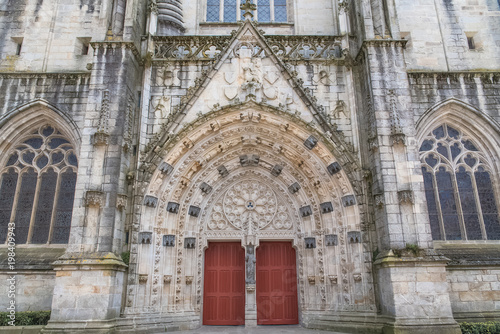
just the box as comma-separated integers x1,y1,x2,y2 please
420,124,500,241
0,125,78,245
206,0,287,22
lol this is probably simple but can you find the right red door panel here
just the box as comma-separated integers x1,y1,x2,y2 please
256,242,298,325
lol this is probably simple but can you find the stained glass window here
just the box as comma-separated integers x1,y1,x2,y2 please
274,0,287,22
0,169,18,243
0,125,78,244
207,0,287,22
420,124,500,240
257,0,270,21
31,169,57,244
223,0,237,22
52,169,77,244
207,0,220,22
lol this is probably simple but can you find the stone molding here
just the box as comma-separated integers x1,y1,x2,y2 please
0,72,90,79
52,252,128,271
144,195,159,208
373,249,450,268
153,34,346,62
408,71,500,82
374,193,384,208
90,41,141,62
153,35,231,60
355,39,408,63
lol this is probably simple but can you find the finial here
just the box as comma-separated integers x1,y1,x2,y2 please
240,0,257,21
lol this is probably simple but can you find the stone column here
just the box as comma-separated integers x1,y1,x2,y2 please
245,285,257,327
245,244,257,327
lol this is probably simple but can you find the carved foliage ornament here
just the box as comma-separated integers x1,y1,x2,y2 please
85,190,104,208
153,36,232,60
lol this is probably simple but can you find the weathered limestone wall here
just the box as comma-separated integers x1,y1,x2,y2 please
447,268,500,320
65,43,141,255
50,265,125,322
396,0,500,71
355,41,433,251
0,272,55,312
375,255,460,334
0,248,64,312
409,72,500,122
437,244,500,321
0,0,110,72
0,74,90,121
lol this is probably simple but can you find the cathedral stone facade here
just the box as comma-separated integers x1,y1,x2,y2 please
0,0,499,333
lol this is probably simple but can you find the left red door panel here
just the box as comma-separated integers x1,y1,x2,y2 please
203,242,245,325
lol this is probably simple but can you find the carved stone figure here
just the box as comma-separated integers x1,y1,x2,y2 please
245,245,256,284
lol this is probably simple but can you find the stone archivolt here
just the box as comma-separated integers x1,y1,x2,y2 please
143,104,361,196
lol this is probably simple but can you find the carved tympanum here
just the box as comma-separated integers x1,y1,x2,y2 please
209,179,291,231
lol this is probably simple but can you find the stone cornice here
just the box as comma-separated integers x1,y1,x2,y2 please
199,21,294,27
373,249,450,268
355,39,408,62
90,41,142,63
152,33,350,62
0,72,90,79
52,252,128,271
153,34,233,61
361,39,408,48
408,71,500,82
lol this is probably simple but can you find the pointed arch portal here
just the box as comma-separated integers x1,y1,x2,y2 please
127,104,375,326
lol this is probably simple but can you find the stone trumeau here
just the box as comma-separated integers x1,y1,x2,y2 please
0,0,499,333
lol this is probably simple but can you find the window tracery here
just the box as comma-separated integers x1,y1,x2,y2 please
0,125,78,244
420,124,500,240
206,0,287,22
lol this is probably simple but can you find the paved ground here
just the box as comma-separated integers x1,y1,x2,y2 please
171,325,345,333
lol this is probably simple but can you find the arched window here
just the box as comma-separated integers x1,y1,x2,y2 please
420,124,500,241
0,125,78,244
206,0,287,22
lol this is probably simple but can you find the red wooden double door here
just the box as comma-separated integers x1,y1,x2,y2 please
203,241,298,325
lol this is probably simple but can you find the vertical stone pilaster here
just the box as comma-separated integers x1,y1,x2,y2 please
47,42,141,332
362,40,432,251
245,285,257,327
361,41,460,333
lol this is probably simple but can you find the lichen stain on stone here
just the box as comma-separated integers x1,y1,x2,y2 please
1,56,18,71
34,0,43,17
80,0,96,13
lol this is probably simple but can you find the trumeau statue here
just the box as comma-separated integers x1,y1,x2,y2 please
245,245,256,284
